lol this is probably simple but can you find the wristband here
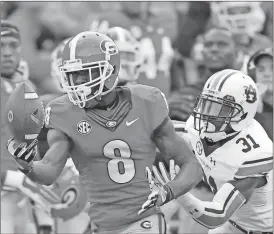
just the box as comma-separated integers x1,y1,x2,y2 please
18,161,34,176
163,183,175,203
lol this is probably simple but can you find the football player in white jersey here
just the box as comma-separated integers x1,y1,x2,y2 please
143,69,273,233
106,27,144,87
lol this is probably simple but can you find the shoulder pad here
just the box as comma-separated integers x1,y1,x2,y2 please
129,84,164,102
45,94,72,112
40,93,62,107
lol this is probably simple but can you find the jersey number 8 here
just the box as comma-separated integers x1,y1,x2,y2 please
103,140,136,184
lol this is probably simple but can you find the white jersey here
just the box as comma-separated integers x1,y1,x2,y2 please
174,118,273,231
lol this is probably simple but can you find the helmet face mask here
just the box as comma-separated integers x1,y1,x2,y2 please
211,2,266,36
59,32,120,108
106,27,143,84
193,94,243,136
119,48,142,81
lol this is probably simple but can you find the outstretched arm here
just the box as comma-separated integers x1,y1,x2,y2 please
28,129,71,185
153,159,270,229
152,117,203,198
178,176,265,229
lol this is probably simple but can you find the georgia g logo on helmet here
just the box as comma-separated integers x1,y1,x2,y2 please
100,40,118,56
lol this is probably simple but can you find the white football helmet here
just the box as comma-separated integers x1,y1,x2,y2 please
51,38,71,88
60,31,120,108
106,27,143,84
193,69,259,142
211,2,266,36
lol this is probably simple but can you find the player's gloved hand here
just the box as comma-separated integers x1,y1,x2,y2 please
6,138,38,174
151,160,180,186
138,161,180,215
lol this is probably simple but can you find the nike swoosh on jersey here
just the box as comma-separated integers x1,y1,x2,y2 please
126,118,139,126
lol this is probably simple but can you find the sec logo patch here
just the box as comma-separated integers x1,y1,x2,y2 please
77,120,92,135
140,220,152,229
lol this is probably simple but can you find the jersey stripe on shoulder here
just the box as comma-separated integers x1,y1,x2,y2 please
242,156,273,165
235,156,273,178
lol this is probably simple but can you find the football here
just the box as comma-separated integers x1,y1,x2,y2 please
5,82,45,144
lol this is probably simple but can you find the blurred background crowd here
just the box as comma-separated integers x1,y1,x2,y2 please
1,1,273,233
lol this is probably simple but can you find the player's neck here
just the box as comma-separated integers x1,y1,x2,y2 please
96,90,119,111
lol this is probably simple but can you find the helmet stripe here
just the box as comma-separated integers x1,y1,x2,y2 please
207,70,236,91
205,71,222,89
69,32,84,60
217,71,238,91
208,70,231,90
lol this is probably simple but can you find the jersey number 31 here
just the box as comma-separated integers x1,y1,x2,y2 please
236,134,260,153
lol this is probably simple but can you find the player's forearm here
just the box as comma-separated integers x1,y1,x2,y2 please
27,130,71,185
177,183,246,229
163,133,203,198
27,146,68,185
167,159,203,198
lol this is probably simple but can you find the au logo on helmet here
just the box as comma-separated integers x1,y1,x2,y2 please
244,85,257,104
100,40,118,56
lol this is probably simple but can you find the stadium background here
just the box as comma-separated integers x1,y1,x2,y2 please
1,1,273,233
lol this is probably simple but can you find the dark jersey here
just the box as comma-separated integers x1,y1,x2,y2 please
45,84,169,230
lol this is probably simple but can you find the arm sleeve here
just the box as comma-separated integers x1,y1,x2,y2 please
234,153,273,180
177,183,246,229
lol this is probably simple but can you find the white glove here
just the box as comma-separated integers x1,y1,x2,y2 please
138,161,180,215
151,160,180,185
